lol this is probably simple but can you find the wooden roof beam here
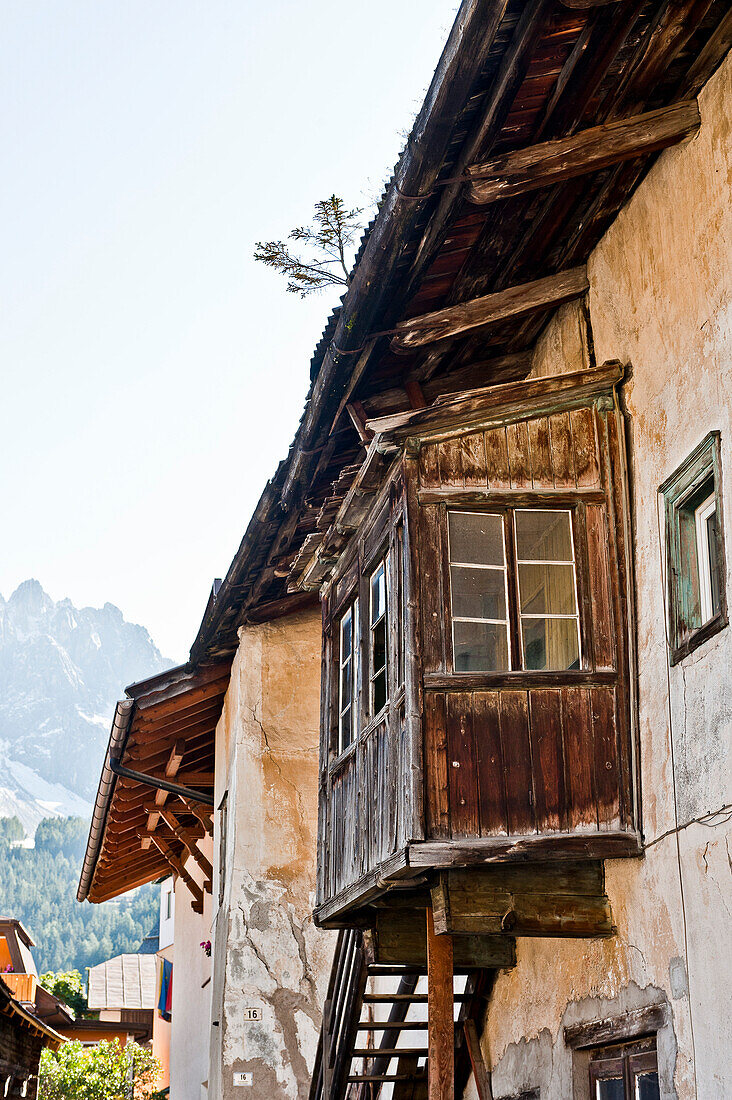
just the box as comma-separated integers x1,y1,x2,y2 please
158,809,214,885
146,834,204,913
391,267,588,353
466,100,700,205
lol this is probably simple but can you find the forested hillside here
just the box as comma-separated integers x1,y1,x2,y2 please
0,817,159,974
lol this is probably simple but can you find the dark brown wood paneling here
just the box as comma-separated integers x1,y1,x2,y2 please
586,504,615,669
507,420,532,488
571,406,601,487
419,442,440,488
446,694,480,837
562,686,597,829
591,685,620,829
498,691,536,836
528,689,566,832
424,692,450,838
460,432,488,488
484,426,511,487
528,416,553,485
474,692,508,836
549,411,576,487
438,437,464,488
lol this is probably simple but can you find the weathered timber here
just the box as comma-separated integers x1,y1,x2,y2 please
390,268,588,353
466,100,700,204
158,809,214,884
560,0,622,7
367,908,515,970
431,863,613,937
146,834,204,913
367,361,622,439
408,832,641,869
564,1003,667,1049
164,740,186,777
463,1019,493,1100
427,908,454,1100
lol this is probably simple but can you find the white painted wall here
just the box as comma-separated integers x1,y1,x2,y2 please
159,877,175,951
168,836,213,1100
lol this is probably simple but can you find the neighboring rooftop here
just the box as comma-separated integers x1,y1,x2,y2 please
87,953,158,1011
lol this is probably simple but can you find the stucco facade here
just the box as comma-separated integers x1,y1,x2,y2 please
477,49,732,1100
166,843,213,1100
209,608,332,1099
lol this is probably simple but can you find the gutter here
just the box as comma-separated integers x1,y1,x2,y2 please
76,698,134,903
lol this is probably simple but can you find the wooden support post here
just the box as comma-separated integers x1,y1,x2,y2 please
427,908,454,1100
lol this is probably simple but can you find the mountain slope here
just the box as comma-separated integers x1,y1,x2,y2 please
0,580,171,834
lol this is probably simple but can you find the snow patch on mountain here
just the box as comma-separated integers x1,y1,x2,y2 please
0,580,172,830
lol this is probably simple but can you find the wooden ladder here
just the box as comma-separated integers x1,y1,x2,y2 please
310,930,493,1099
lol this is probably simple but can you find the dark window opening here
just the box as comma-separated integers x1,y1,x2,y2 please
590,1039,659,1099
338,599,359,754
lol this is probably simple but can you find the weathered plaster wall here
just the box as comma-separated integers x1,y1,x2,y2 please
210,607,333,1100
168,838,213,1100
483,50,732,1100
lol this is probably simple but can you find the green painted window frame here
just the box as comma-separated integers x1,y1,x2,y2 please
661,431,727,664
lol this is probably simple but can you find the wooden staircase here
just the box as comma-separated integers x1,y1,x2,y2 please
310,930,493,1099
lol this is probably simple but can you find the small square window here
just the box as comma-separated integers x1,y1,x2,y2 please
589,1040,659,1099
661,432,727,664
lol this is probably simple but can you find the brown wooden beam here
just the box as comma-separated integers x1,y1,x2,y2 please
158,809,214,882
369,907,515,970
463,1019,493,1100
427,907,454,1100
180,797,214,836
165,740,186,778
391,268,588,353
466,100,700,205
431,863,613,938
147,834,204,913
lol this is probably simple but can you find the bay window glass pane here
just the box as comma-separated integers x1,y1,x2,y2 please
596,1081,624,1100
339,601,358,752
518,563,578,615
371,563,386,624
635,1071,660,1099
370,560,388,714
448,512,504,566
522,617,579,671
451,565,507,620
454,621,509,672
515,509,574,561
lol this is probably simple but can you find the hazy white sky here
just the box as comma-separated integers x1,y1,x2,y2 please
1,1,459,661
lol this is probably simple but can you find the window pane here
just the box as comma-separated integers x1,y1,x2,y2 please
341,610,352,660
449,512,504,566
373,669,387,714
371,563,386,624
518,563,578,615
516,509,574,561
706,509,721,616
451,565,507,620
340,705,352,750
372,617,387,675
635,1071,660,1099
522,617,580,670
596,1080,624,1100
454,621,509,672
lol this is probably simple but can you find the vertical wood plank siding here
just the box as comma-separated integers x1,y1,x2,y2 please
418,399,632,843
317,393,634,910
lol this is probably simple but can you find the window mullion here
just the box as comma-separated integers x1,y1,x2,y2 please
504,510,522,671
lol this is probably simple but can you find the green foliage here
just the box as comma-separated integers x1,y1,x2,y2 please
40,969,89,1018
38,1039,160,1100
254,194,363,297
0,816,26,844
0,817,158,974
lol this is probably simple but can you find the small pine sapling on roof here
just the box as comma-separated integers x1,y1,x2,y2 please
254,195,363,297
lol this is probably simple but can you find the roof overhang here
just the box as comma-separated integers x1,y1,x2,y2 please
78,661,230,904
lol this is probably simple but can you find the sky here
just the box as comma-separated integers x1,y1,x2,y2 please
1,1,460,662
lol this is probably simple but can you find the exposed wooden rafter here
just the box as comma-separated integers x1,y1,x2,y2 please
146,833,204,914
390,267,588,353
465,99,700,205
